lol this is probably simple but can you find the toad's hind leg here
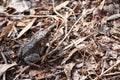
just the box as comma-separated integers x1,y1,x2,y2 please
24,53,41,68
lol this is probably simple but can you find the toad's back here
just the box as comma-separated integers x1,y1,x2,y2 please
18,23,56,59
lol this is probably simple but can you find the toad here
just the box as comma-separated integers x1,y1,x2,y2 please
18,23,56,68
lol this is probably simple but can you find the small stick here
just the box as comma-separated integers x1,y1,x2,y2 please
94,60,120,80
0,12,59,21
100,60,120,77
13,66,30,80
0,52,7,63
103,72,120,77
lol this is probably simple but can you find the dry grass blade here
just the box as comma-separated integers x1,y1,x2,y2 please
55,1,70,10
53,0,65,19
13,66,30,80
94,60,120,80
103,72,120,77
62,48,78,64
98,0,105,10
100,60,120,77
53,0,75,21
17,18,37,39
62,43,85,64
64,38,86,50
64,33,94,50
1,52,7,80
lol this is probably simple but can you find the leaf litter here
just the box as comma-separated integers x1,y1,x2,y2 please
0,0,120,80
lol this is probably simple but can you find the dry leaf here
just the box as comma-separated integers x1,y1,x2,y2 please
32,70,45,80
8,0,31,13
29,69,45,79
0,21,14,41
55,1,70,10
0,62,17,77
17,18,36,38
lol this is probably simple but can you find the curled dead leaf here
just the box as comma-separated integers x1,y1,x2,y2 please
0,62,17,77
0,21,14,41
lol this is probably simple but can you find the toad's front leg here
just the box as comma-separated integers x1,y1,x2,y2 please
24,53,41,68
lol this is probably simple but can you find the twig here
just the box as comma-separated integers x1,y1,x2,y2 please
100,60,120,77
61,48,78,64
52,0,65,19
13,66,30,80
64,32,95,50
103,72,120,77
64,6,76,19
1,52,7,80
0,12,59,21
94,60,120,80
0,52,7,64
65,12,68,35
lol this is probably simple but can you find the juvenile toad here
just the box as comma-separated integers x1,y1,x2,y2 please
18,23,56,67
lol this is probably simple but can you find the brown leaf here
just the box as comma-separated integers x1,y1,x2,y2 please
29,69,45,79
0,21,14,41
